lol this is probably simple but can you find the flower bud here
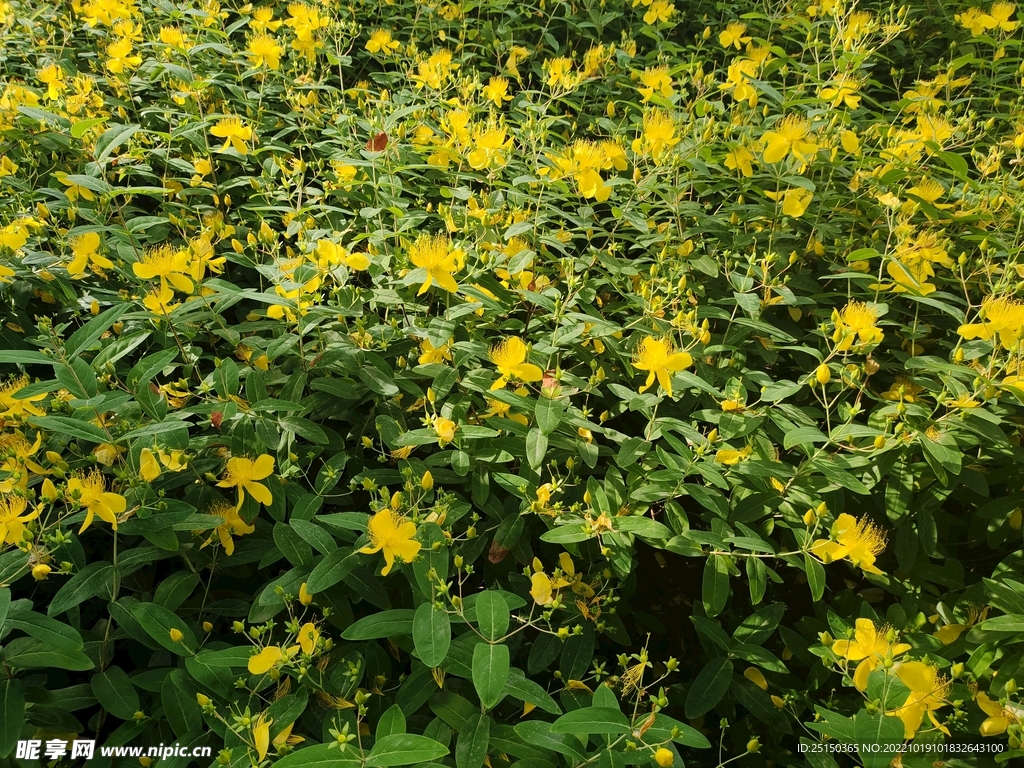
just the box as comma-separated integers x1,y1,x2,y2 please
31,564,51,580
746,738,760,753
815,364,831,385
203,621,213,633
654,748,674,767
170,628,184,643
421,471,434,491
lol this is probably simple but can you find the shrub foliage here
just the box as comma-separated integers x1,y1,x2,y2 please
3,0,1024,766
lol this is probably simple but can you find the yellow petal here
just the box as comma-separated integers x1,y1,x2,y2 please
248,646,283,675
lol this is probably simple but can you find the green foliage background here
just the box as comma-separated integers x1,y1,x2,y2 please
3,0,1024,766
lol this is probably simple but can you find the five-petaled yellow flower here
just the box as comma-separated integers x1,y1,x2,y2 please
68,470,127,533
811,513,887,575
202,499,256,556
359,508,421,576
489,336,544,390
408,233,464,295
887,661,950,739
831,618,911,691
761,115,818,165
976,690,1022,736
832,301,883,351
211,117,254,155
217,454,275,509
0,494,40,545
631,336,693,398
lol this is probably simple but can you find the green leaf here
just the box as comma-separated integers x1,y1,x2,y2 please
47,562,114,616
376,704,407,739
28,415,109,444
684,658,733,719
272,744,361,768
131,602,197,655
746,556,767,605
550,706,630,735
341,609,415,640
0,679,24,758
3,637,94,671
366,734,450,767
474,591,509,641
472,642,510,709
65,303,132,358
91,665,140,720
804,553,825,602
455,714,491,768
71,117,108,138
413,603,451,668
526,427,548,469
0,350,54,366
95,123,141,164
358,366,400,396
534,396,563,435
307,549,358,594
854,712,904,768
702,554,730,617
502,668,562,715
6,610,84,651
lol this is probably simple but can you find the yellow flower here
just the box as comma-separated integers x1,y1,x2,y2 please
887,662,950,739
0,431,47,493
933,605,988,644
248,646,283,675
956,6,996,35
205,499,255,556
68,232,114,278
408,233,464,295
724,144,755,177
819,74,862,109
105,38,142,74
253,712,273,761
643,0,674,24
433,416,456,445
482,76,512,106
547,140,624,202
831,619,911,690
211,117,253,155
719,22,751,49
631,336,692,397
68,470,127,534
654,747,675,767
832,301,883,351
631,109,680,162
990,2,1019,32
32,564,51,580
37,64,66,100
715,446,752,465
366,29,400,54
489,337,544,390
720,58,759,107
958,296,1024,351
412,49,456,89
169,628,184,643
0,376,47,419
251,7,283,33
297,622,319,655
544,57,576,89
217,454,275,509
638,66,673,102
139,448,161,482
530,571,553,605
159,26,190,51
247,33,284,69
811,513,887,575
359,508,421,576
133,245,195,294
879,378,924,403
761,115,818,165
299,582,313,606
468,125,512,170
765,187,813,218
976,691,1021,736
418,337,453,365
0,494,40,545
55,172,95,203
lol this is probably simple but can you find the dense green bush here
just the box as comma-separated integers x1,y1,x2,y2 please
4,1,1024,766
